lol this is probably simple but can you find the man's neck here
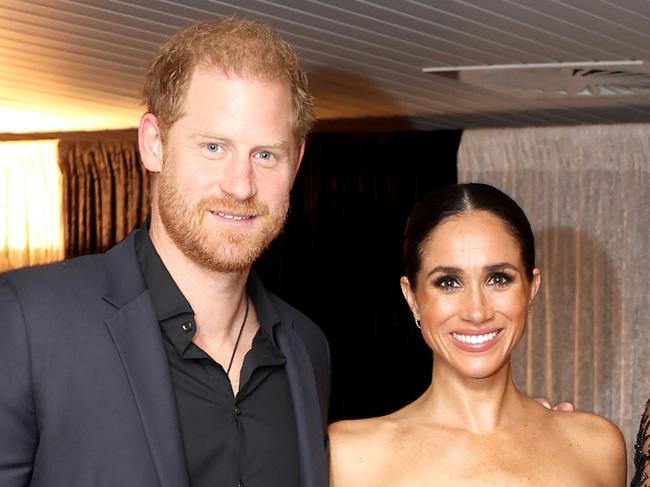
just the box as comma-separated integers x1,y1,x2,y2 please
148,217,251,336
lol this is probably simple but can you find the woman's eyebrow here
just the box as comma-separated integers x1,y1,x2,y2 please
484,263,518,272
425,266,462,279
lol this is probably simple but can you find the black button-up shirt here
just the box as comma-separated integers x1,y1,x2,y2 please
135,226,300,487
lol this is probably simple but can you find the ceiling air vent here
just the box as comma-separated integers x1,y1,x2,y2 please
565,68,650,96
423,60,648,99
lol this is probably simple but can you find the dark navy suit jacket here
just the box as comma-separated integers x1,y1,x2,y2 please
0,230,330,487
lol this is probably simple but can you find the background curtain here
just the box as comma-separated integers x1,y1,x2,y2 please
257,130,461,420
58,138,150,256
52,128,462,421
458,124,650,475
0,139,63,271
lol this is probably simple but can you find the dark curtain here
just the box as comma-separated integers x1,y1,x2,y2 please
58,139,150,256
256,130,461,421
56,129,461,421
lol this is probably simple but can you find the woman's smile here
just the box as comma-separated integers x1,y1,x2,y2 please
450,328,503,352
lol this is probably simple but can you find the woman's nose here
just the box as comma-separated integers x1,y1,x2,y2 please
461,286,495,325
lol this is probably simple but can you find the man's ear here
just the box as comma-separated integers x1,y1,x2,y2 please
290,140,306,183
138,113,164,173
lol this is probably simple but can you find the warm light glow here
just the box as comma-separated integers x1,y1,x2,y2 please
0,140,64,270
0,107,140,134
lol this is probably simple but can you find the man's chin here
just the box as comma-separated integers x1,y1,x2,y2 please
163,210,286,273
182,237,268,273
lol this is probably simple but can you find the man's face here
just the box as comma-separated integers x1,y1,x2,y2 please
156,66,302,272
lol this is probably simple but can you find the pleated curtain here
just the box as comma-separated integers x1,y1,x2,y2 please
58,138,150,257
458,124,650,476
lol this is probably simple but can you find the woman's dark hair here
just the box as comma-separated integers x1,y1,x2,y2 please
403,183,535,287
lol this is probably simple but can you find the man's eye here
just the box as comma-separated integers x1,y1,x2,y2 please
487,272,511,287
434,276,460,290
255,150,273,161
205,143,221,153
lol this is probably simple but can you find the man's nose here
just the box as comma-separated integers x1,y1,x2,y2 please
219,156,257,201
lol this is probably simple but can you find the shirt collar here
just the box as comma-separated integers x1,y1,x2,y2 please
135,223,282,346
246,270,282,348
135,222,192,321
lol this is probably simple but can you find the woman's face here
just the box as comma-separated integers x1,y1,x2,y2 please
401,210,541,379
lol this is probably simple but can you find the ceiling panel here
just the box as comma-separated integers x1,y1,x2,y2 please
0,0,649,134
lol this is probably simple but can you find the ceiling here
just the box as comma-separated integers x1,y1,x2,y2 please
2,0,650,134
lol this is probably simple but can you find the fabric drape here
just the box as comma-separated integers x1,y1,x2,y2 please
458,124,650,476
58,139,150,256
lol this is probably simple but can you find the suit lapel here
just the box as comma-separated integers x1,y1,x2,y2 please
101,233,190,487
277,324,328,487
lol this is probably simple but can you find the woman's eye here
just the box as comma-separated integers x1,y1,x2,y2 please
434,276,460,290
205,143,221,153
487,272,511,287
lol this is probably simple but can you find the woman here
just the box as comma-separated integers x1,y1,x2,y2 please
329,183,626,487
632,399,650,486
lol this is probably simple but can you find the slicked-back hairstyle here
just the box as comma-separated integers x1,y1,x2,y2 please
403,183,536,288
143,16,315,141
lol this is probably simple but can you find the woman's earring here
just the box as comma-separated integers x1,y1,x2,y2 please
414,314,421,330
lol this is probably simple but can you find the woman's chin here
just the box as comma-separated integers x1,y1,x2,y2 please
443,355,510,380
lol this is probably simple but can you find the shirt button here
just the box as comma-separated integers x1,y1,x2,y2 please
181,321,193,332
234,406,241,416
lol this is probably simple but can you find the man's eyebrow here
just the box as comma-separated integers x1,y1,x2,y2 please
191,132,231,142
255,141,290,151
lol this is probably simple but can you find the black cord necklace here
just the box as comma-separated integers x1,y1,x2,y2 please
226,296,249,377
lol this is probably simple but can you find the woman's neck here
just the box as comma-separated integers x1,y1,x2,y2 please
413,360,529,434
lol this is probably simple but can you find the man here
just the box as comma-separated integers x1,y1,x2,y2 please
0,17,329,487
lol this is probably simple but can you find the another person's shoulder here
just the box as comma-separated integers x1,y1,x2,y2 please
631,398,650,487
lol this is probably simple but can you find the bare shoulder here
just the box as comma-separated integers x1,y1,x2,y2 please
552,410,626,452
329,415,397,454
551,410,627,486
329,416,398,487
